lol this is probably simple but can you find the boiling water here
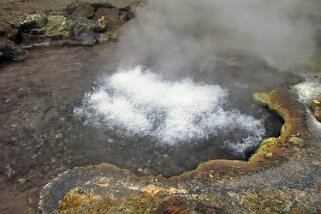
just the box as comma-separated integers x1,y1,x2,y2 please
75,66,265,157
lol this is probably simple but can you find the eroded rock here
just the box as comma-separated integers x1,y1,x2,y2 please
42,15,72,39
20,14,48,33
0,39,27,61
1,1,141,55
70,18,99,45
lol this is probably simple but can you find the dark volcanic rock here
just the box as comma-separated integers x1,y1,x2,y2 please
70,18,99,45
20,14,48,33
0,39,27,61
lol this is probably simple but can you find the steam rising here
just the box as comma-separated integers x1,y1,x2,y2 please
75,1,319,154
117,0,318,71
75,66,265,152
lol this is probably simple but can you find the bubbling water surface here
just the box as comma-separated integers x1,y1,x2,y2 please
75,66,265,155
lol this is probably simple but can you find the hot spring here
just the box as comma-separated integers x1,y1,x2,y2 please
73,60,286,177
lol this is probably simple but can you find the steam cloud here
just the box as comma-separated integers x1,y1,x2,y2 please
117,0,319,71
75,66,265,153
75,1,319,153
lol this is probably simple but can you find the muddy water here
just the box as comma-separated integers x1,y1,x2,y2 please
0,43,301,212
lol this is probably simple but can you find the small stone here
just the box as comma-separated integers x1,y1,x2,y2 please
143,168,149,174
55,133,63,139
59,117,65,121
96,16,108,32
27,196,34,205
31,154,39,159
30,28,43,35
18,178,27,184
107,138,114,143
264,153,273,158
137,168,143,173
288,136,305,145
163,154,168,158
11,124,17,128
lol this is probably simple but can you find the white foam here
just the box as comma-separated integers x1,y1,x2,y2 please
75,66,265,152
294,81,321,104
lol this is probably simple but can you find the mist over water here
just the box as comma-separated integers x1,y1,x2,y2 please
75,0,319,156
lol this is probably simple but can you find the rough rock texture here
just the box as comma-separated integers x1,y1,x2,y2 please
39,87,321,214
17,1,134,46
20,14,48,33
42,15,72,38
0,39,27,61
69,17,99,45
0,0,141,60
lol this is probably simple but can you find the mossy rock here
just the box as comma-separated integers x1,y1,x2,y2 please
69,18,99,45
41,15,72,38
20,14,48,33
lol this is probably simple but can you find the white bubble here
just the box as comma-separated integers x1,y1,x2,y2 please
75,66,265,154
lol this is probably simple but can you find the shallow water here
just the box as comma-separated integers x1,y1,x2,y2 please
0,43,302,212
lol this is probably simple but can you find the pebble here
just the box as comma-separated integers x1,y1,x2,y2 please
18,178,27,184
265,153,273,158
55,133,63,139
107,138,114,143
143,168,149,174
137,168,143,173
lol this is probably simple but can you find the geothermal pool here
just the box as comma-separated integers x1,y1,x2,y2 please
1,43,294,181
0,43,305,212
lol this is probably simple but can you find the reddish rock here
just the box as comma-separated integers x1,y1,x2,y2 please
93,8,120,26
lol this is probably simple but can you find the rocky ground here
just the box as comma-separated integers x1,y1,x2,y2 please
0,0,141,61
40,84,321,214
0,1,321,214
0,1,140,213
